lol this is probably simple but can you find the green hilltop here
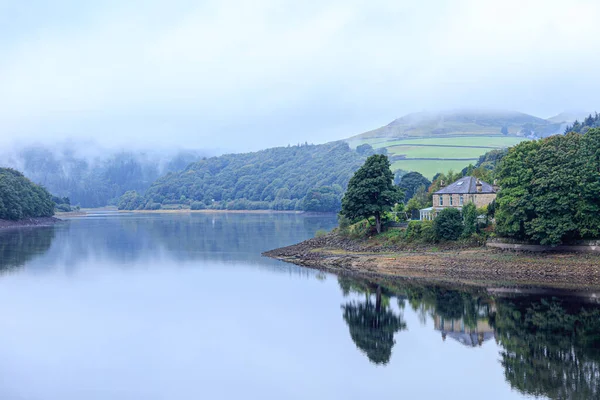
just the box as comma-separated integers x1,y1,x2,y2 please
345,110,567,178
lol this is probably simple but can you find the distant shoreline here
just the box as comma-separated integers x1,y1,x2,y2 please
57,207,335,217
126,209,330,215
0,217,62,230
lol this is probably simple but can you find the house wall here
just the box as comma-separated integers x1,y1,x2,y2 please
471,193,496,208
433,193,496,209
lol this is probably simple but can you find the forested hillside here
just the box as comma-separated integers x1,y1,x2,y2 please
0,168,54,220
0,145,206,207
137,142,365,212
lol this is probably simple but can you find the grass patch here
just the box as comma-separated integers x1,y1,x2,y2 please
315,229,329,238
387,145,490,159
391,159,476,179
370,136,528,149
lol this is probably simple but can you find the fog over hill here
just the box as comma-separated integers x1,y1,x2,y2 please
350,110,569,140
2,1,600,151
0,141,214,208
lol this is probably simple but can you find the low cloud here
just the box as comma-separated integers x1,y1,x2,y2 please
1,0,599,151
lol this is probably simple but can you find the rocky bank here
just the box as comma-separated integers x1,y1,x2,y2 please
263,233,600,290
0,217,62,229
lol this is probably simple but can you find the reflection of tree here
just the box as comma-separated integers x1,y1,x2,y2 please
0,227,55,271
492,298,600,400
338,274,600,399
341,285,406,365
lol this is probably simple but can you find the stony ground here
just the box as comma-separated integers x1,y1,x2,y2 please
263,233,600,290
0,217,62,229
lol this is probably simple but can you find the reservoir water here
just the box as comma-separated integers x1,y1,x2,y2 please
0,212,598,400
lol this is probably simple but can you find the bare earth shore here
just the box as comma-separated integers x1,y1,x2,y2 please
263,234,600,290
0,217,62,229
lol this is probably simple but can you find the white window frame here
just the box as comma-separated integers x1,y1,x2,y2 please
439,196,443,206
459,195,464,205
449,196,453,206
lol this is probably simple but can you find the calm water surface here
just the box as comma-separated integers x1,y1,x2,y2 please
0,212,598,400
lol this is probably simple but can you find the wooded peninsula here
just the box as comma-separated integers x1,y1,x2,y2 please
265,123,600,288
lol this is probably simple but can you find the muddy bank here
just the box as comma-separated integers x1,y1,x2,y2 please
263,234,600,290
0,217,62,229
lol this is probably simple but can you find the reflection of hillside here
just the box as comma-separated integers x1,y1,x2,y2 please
142,213,336,263
42,213,337,267
337,275,600,399
0,227,56,271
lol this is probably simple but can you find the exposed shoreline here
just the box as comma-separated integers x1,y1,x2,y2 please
0,217,62,230
263,234,600,290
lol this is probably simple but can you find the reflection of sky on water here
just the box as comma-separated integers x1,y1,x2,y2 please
0,213,597,399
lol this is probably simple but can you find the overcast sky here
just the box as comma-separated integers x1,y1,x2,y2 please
1,0,599,152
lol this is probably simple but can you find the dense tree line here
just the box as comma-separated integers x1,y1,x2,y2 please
137,142,365,212
564,112,600,134
495,128,600,245
0,168,55,220
1,145,205,208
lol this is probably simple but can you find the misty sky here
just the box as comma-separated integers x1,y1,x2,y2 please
1,0,599,152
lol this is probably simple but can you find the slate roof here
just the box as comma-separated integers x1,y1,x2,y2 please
434,176,495,195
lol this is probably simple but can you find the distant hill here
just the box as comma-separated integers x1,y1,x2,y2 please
0,144,209,208
350,110,562,140
345,110,565,178
136,142,365,212
547,110,591,124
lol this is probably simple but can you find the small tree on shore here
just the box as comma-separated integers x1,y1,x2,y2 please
434,208,463,241
341,155,402,234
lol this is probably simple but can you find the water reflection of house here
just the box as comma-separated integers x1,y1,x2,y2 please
434,315,495,347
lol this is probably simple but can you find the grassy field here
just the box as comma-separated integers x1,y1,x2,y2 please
387,145,490,159
346,135,530,178
368,136,527,149
391,159,479,178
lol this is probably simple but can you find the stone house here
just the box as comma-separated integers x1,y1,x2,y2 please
419,176,497,221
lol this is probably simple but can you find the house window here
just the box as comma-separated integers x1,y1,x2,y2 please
439,196,443,206
449,196,453,206
459,195,464,205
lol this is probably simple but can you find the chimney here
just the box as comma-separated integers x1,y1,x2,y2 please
493,179,499,192
440,180,445,188
476,178,482,193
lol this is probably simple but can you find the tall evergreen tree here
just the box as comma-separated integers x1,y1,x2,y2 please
341,155,402,233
